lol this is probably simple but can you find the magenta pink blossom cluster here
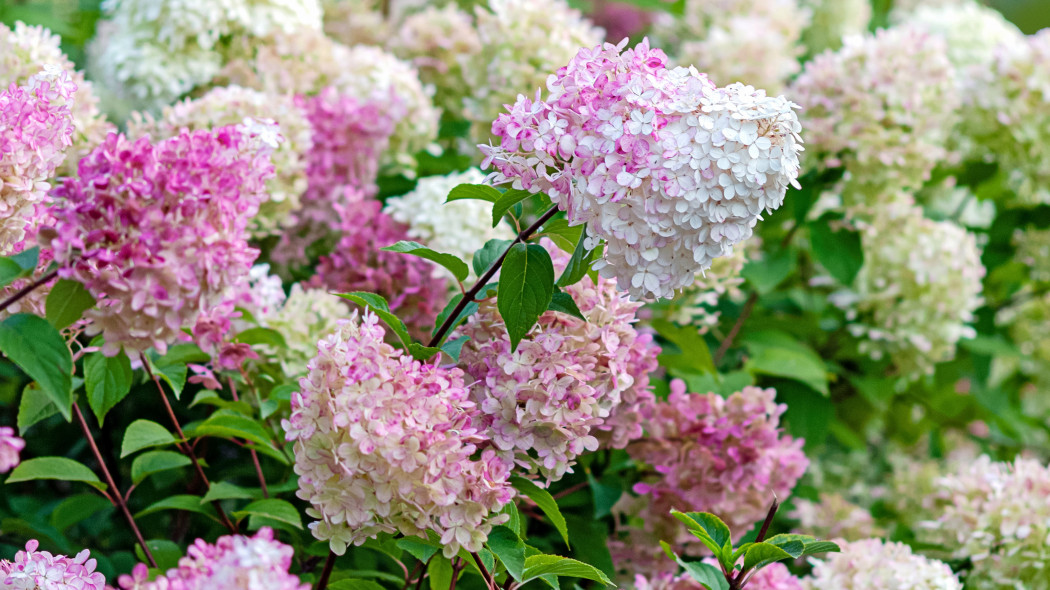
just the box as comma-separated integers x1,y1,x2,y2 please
0,68,77,254
480,39,803,300
117,528,307,590
284,311,514,557
0,540,106,590
0,426,25,473
630,380,808,538
457,240,660,482
48,124,276,356
307,189,448,340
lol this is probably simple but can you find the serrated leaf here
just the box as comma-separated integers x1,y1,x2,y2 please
520,555,612,586
548,291,585,321
487,526,526,581
130,451,192,485
511,476,569,548
84,350,133,426
474,239,513,277
17,383,59,434
233,499,303,530
764,534,812,558
498,244,555,351
45,279,95,330
447,184,500,203
383,241,470,283
0,314,73,421
801,541,840,556
501,502,526,538
338,292,412,349
6,457,104,491
556,225,596,289
492,189,535,227
671,511,732,559
809,215,863,285
120,420,177,458
742,542,794,572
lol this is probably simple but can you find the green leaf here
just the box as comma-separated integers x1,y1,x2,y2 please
50,493,112,532
742,542,794,572
429,556,453,590
186,412,288,464
431,283,498,340
652,319,716,375
7,457,104,491
741,247,796,294
801,541,840,556
586,472,622,519
501,502,526,538
661,542,729,590
671,511,732,559
492,189,535,226
84,351,133,426
45,279,95,330
330,579,387,590
130,451,192,485
201,481,256,503
0,314,73,421
498,244,555,351
763,534,811,558
154,343,209,366
556,225,596,289
397,536,442,563
235,327,288,349
338,292,412,349
120,420,177,458
547,291,585,321
809,215,863,285
136,539,183,570
539,219,582,253
744,347,829,396
151,361,187,399
510,476,569,548
136,495,215,519
17,383,59,433
440,336,470,362
0,246,39,289
474,239,514,277
382,241,470,283
233,499,303,530
520,555,613,586
487,526,526,581
447,184,500,203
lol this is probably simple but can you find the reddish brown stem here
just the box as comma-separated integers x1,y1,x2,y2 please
0,268,58,313
316,551,337,590
73,403,157,568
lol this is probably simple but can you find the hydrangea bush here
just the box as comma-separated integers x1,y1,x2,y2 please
0,1,1049,590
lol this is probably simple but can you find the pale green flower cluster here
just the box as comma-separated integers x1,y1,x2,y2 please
798,0,870,55
832,203,984,383
661,243,750,333
790,493,882,542
128,85,313,236
653,0,810,93
259,285,343,377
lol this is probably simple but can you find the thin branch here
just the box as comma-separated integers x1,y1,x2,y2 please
316,551,337,590
228,376,269,498
140,353,238,533
470,552,497,590
713,292,758,365
0,268,58,314
754,495,779,543
428,205,559,348
73,403,157,568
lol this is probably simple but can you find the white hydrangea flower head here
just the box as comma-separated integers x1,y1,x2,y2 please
128,85,312,236
257,285,343,377
894,1,1023,72
960,29,1050,205
803,538,962,590
240,264,288,320
797,0,870,54
789,492,881,542
920,456,1050,590
221,29,438,170
90,0,322,107
383,169,514,273
789,26,959,197
461,0,604,143
998,290,1050,382
830,202,984,383
1,22,115,176
652,0,810,93
920,180,995,229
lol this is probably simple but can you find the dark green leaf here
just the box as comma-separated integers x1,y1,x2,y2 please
809,215,864,285
501,502,526,538
6,457,104,491
511,476,569,547
186,412,287,464
671,511,732,559
586,472,622,519
154,343,209,366
408,343,442,361
447,184,500,203
0,247,39,289
84,351,133,426
498,244,555,351
556,225,596,289
130,451,192,485
136,540,183,570
330,580,387,590
440,336,470,362
338,292,412,349
487,526,526,581
45,279,95,330
492,189,535,227
548,291,585,321
50,493,112,532
520,555,613,586
397,536,442,563
382,241,470,283
661,542,729,590
474,239,514,277
233,499,303,530
0,314,73,420
18,383,59,433
652,319,716,375
120,420,177,458
801,541,840,556
201,481,256,503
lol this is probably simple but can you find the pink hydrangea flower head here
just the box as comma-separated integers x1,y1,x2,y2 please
0,67,77,254
457,240,660,483
306,188,448,340
0,426,25,473
283,310,514,557
633,563,802,590
117,528,307,590
48,123,275,356
628,380,808,543
0,540,107,589
803,538,960,590
481,38,803,300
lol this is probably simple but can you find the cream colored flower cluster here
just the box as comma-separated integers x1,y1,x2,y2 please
804,539,961,590
798,0,870,55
